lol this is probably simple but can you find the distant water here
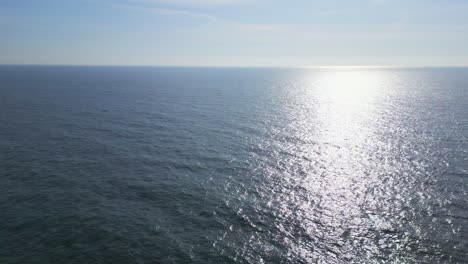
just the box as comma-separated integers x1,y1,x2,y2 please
0,66,467,263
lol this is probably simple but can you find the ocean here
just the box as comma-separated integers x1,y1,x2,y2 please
0,66,467,263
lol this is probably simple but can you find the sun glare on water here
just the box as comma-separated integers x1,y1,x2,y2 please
251,69,407,262
316,70,383,107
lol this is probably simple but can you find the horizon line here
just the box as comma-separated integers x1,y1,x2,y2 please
1,63,468,69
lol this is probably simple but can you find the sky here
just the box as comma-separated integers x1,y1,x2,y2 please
1,0,468,67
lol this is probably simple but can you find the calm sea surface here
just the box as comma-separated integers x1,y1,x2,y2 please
0,66,467,263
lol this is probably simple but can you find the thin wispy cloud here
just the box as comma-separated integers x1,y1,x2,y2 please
129,0,244,7
111,0,282,32
113,2,220,21
119,4,287,34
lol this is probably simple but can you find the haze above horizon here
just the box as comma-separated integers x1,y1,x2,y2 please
1,0,468,67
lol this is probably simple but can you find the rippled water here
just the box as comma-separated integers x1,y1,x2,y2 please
1,66,467,263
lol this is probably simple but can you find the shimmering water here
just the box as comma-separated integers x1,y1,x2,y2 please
0,66,467,263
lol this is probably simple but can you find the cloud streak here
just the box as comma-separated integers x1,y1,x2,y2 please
116,2,286,33
130,0,243,7
113,2,220,21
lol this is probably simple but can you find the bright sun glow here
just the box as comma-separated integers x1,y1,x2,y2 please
316,70,382,107
310,70,389,148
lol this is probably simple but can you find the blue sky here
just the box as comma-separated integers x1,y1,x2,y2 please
1,0,468,67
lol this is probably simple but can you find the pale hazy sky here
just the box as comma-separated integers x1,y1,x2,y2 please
1,0,468,67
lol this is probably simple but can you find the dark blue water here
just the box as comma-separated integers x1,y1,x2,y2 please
1,66,467,263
